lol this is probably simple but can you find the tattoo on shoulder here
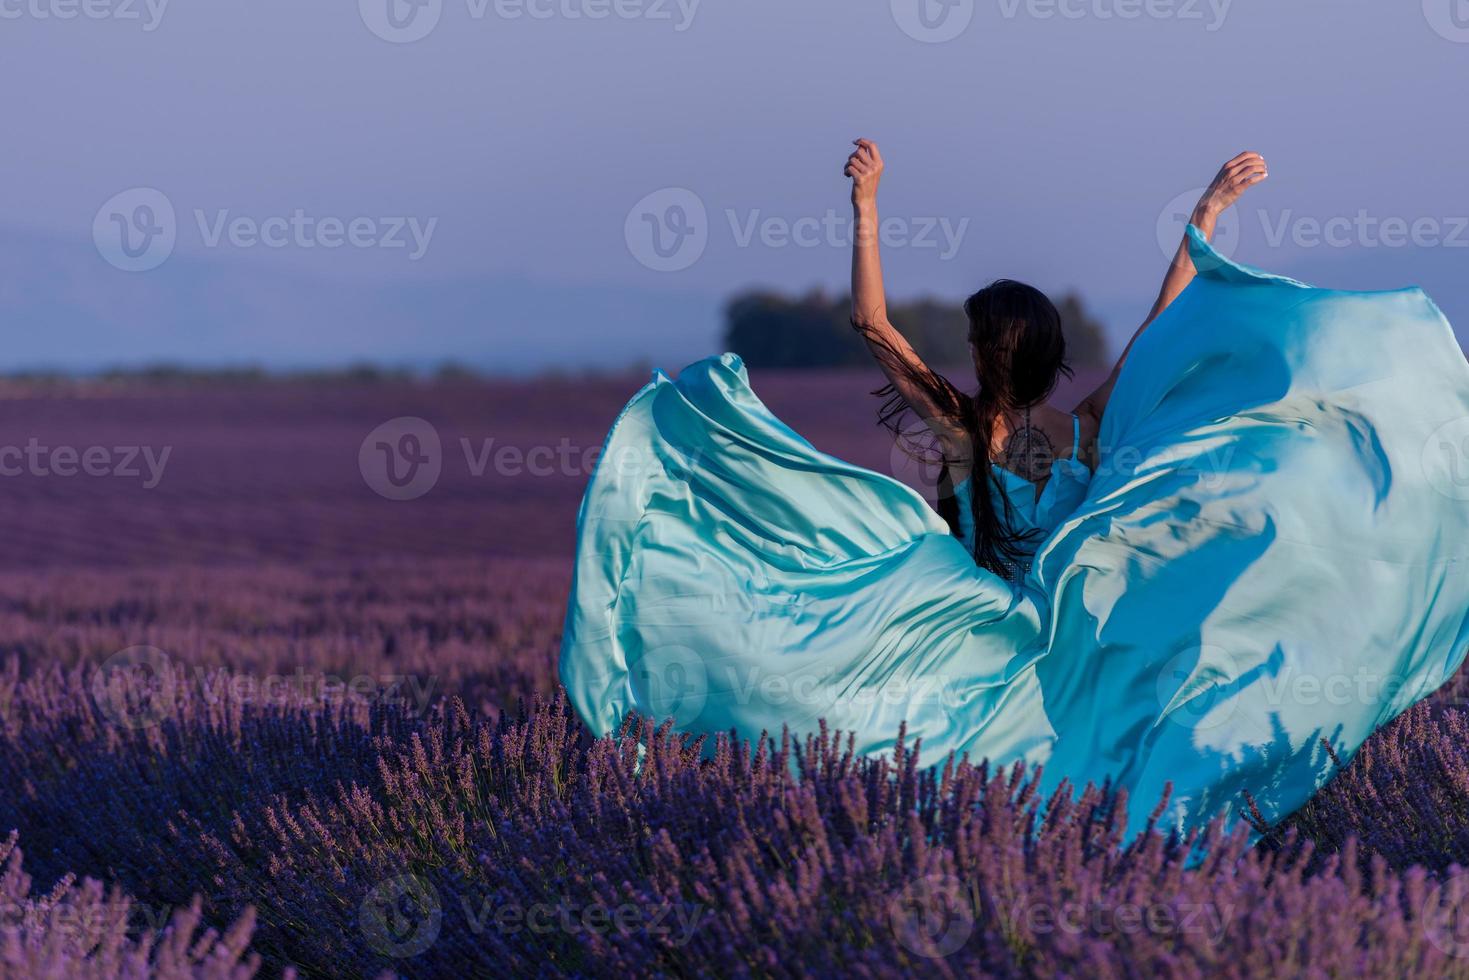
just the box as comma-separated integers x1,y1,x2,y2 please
1001,418,1055,483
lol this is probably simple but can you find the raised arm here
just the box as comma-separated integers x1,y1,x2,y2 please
845,139,969,460
1077,151,1269,425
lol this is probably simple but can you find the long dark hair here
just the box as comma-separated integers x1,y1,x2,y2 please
866,280,1072,576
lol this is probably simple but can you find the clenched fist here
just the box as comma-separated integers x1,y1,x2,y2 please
845,139,884,207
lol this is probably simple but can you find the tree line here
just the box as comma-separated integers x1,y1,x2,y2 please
723,288,1110,370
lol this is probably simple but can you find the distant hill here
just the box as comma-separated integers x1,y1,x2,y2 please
0,225,1461,379
0,226,723,376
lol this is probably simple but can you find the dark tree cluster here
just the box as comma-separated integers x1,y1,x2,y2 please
724,287,1111,370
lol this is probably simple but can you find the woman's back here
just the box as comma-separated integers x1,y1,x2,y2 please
954,413,1092,584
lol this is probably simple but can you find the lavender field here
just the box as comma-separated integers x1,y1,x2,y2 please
2,368,1469,978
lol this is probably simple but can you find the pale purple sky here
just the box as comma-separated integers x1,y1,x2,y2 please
1,0,1465,370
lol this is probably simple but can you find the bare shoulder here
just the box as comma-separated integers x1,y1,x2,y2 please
1038,402,1099,470
1070,405,1102,470
928,416,970,463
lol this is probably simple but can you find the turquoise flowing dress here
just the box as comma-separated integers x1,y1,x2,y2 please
560,227,1469,835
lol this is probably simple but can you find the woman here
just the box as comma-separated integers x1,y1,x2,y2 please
845,140,1267,584
560,144,1469,838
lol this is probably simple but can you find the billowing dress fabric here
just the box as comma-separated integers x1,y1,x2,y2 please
559,227,1469,835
